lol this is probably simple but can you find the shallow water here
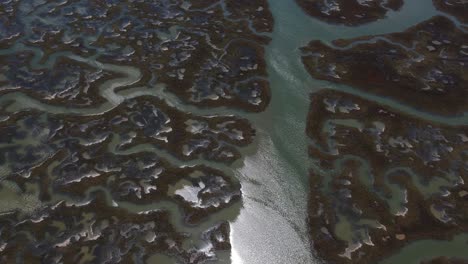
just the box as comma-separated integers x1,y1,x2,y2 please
0,0,467,263
229,0,468,263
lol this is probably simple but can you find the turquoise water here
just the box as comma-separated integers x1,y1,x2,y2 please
228,0,468,263
380,234,468,264
1,0,467,263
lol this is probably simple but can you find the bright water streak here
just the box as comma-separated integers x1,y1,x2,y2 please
229,0,467,264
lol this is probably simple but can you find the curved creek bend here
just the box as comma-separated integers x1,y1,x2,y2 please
0,0,467,263
230,0,468,264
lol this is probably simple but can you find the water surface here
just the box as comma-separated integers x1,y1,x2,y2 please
230,0,468,263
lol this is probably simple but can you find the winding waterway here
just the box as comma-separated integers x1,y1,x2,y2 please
229,0,468,263
0,0,467,263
